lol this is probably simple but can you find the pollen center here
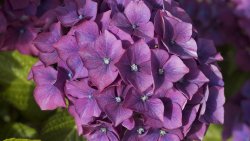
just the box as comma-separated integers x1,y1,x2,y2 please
132,24,137,29
131,64,138,72
141,95,148,102
160,130,166,136
158,68,164,75
137,127,145,135
115,97,122,103
78,15,83,19
100,127,107,133
103,57,110,65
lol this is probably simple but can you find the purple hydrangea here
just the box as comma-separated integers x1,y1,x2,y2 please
23,0,225,140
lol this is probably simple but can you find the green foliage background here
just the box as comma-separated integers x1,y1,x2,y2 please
0,45,244,141
0,52,85,141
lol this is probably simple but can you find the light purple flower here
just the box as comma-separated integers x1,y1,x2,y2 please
56,0,97,27
151,49,189,93
155,10,198,59
81,30,124,91
115,40,153,92
111,0,154,39
123,88,164,122
65,79,101,124
95,84,133,126
31,64,66,110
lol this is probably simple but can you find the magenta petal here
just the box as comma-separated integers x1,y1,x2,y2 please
34,22,61,53
54,35,79,61
75,98,101,122
173,21,192,43
39,51,58,66
186,121,208,141
65,79,96,100
134,22,154,38
34,84,66,110
122,118,135,130
32,65,57,85
105,103,133,126
163,101,182,129
66,55,88,79
68,105,83,135
124,1,151,24
78,0,98,20
200,86,225,124
111,12,132,33
116,40,153,92
83,31,124,90
56,4,79,27
160,133,180,141
69,21,99,46
177,38,198,58
163,55,189,82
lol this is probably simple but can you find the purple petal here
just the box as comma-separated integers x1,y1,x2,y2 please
34,84,66,110
124,1,151,24
56,3,79,27
105,103,133,126
31,65,57,85
116,40,153,92
66,55,88,79
75,98,101,123
163,55,189,82
69,21,99,47
54,35,79,61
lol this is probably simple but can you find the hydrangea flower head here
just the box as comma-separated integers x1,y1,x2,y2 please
23,0,225,140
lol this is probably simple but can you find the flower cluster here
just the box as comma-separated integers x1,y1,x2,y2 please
0,0,62,55
178,0,250,71
26,0,224,140
223,80,250,141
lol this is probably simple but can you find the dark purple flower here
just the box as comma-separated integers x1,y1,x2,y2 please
65,79,101,124
111,0,154,39
122,119,149,141
186,120,208,141
81,30,124,91
34,22,62,66
115,40,153,92
199,86,225,124
175,59,209,100
151,49,189,93
142,128,181,141
197,38,223,64
123,88,164,122
155,10,198,59
31,64,66,110
54,34,88,79
56,0,97,27
70,20,99,48
200,64,224,87
95,85,133,126
144,88,187,130
87,121,120,141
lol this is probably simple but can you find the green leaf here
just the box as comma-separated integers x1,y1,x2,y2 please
41,111,86,141
204,125,222,141
3,138,40,141
0,51,50,121
0,123,38,140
